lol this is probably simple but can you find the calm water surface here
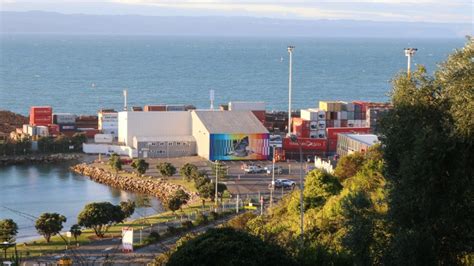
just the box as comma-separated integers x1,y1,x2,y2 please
0,163,163,242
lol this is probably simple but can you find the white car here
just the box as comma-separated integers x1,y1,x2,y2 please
274,179,296,189
244,165,265,174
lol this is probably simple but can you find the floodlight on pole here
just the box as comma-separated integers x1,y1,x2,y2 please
404,48,417,78
289,134,304,249
287,45,295,136
123,89,128,111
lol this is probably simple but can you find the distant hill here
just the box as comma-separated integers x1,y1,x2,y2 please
0,11,470,38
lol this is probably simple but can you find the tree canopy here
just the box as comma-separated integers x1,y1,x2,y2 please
35,213,67,243
166,228,296,266
179,163,199,182
157,162,176,177
77,202,125,237
131,159,149,175
0,219,18,243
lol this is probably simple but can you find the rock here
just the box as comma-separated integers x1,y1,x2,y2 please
70,163,200,204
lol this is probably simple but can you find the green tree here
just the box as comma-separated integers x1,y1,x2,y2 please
166,189,190,214
131,159,149,175
69,224,82,243
195,175,213,207
380,38,474,264
0,219,18,259
108,153,122,174
77,202,125,237
303,169,342,210
35,213,67,243
157,162,176,177
333,152,366,182
120,200,136,219
166,228,296,266
0,219,18,243
179,163,199,182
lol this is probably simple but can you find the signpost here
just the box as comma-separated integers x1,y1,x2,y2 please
121,227,134,253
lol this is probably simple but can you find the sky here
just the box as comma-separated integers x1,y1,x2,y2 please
1,0,472,24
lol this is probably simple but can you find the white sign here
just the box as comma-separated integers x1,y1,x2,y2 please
66,231,72,238
122,227,134,252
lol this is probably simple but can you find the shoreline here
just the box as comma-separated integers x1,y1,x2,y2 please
70,163,200,204
0,153,83,166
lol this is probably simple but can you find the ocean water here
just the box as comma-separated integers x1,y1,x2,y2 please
0,35,465,115
0,163,163,242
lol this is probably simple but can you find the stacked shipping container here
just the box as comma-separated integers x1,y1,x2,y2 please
30,106,52,126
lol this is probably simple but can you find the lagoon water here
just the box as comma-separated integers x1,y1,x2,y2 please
0,163,163,242
0,35,465,115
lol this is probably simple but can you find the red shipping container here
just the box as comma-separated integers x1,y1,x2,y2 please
326,127,371,139
328,139,338,152
48,124,59,135
340,120,348,127
292,118,310,138
144,105,166,111
30,106,53,115
31,115,52,125
283,137,327,151
252,110,266,123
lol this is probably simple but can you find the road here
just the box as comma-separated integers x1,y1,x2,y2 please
22,215,237,266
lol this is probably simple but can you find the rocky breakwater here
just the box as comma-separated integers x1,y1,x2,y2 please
0,153,81,166
71,163,199,204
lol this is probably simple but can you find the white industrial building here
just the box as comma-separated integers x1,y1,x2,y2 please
98,111,118,137
85,109,270,160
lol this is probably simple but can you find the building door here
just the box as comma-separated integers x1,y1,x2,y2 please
143,150,148,158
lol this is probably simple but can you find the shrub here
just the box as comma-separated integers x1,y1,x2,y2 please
194,213,208,226
167,225,181,235
181,221,194,230
209,211,219,221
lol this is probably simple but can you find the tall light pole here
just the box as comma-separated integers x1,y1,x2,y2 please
287,45,295,136
123,89,128,111
215,160,219,211
404,48,417,78
290,134,304,249
270,145,276,209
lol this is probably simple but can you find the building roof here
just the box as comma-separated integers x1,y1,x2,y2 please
133,136,196,142
193,110,268,134
343,134,379,146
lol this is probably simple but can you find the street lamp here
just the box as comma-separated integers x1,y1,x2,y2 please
287,45,295,136
404,48,417,78
289,134,304,248
215,160,219,211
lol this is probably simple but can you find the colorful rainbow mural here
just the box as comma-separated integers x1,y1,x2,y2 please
209,133,270,161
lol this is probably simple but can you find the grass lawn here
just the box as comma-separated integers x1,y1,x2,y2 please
11,202,211,259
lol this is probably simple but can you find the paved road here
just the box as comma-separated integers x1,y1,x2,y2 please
22,215,237,266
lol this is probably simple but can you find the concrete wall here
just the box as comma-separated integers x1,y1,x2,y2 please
191,111,210,160
118,111,192,146
83,143,137,158
134,140,196,158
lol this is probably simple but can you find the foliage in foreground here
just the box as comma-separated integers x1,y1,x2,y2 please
77,202,125,237
165,228,295,266
35,213,67,243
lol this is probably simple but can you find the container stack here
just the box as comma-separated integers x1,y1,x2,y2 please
98,110,118,137
53,113,77,134
76,115,98,129
300,108,326,139
144,105,166,112
30,106,52,126
366,103,391,133
166,105,186,111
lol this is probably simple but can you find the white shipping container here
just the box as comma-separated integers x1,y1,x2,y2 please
317,120,326,129
334,120,341,127
36,126,49,137
54,113,76,124
94,134,114,143
100,113,118,119
301,108,325,121
309,121,318,130
22,124,29,134
317,129,326,138
347,120,356,127
229,101,266,111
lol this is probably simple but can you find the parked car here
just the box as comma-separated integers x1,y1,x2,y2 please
244,165,265,174
274,179,296,189
265,165,283,174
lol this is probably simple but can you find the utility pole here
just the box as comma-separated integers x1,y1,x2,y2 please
290,134,304,249
404,48,417,78
215,160,219,211
287,45,295,136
